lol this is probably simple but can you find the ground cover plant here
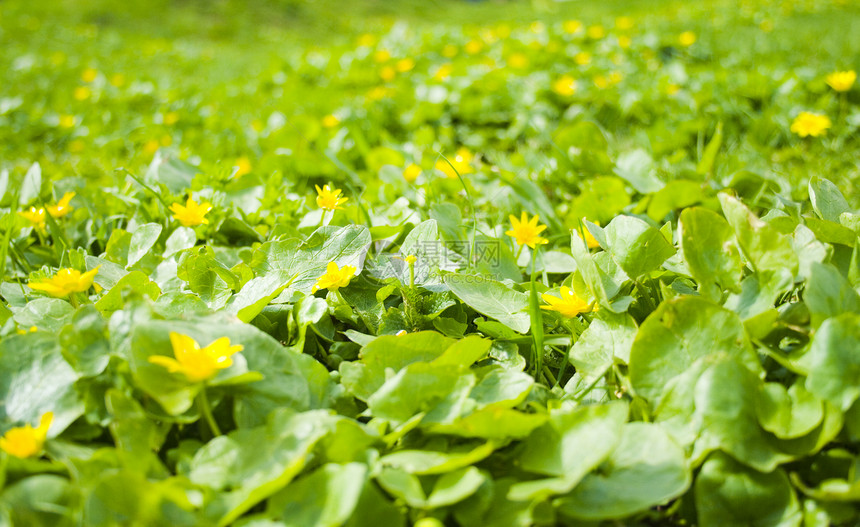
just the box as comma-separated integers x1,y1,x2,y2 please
1,0,860,524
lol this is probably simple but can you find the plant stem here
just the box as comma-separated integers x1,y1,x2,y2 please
319,210,327,228
197,388,222,437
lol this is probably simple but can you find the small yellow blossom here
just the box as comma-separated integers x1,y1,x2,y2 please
379,66,396,82
315,184,349,211
616,16,634,31
148,333,243,383
825,70,856,92
143,139,160,155
587,25,605,39
790,112,831,138
357,34,377,48
373,49,391,63
16,326,38,335
160,134,173,147
403,164,422,183
563,20,582,34
552,75,577,97
435,148,475,178
541,287,592,317
506,212,548,249
81,68,98,83
442,44,458,58
18,207,46,229
47,192,75,218
163,111,179,125
433,64,453,81
396,58,415,73
0,412,53,458
529,21,546,34
233,157,252,178
665,83,681,96
312,261,357,293
618,35,632,49
404,254,417,265
367,86,392,100
465,40,484,55
73,86,91,101
29,267,100,298
396,330,408,336
594,75,610,89
679,31,696,47
59,114,76,128
110,73,126,87
574,52,592,66
577,221,602,249
508,53,530,69
170,198,213,227
322,114,340,128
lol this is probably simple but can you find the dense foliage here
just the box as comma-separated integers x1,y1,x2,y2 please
1,0,859,525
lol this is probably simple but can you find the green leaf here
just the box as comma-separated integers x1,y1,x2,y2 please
164,226,197,257
809,176,851,223
569,311,637,382
444,274,530,333
613,149,664,194
603,215,676,278
19,162,42,205
801,313,860,411
719,193,798,276
94,270,161,314
127,223,163,267
755,380,824,439
696,121,723,176
679,207,743,299
695,453,801,527
266,463,368,526
555,422,690,520
803,263,860,328
380,441,496,475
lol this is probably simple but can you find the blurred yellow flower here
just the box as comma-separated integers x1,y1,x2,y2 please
18,207,46,229
163,111,179,125
529,21,546,34
679,31,696,47
322,114,340,128
149,333,243,383
380,66,396,82
403,163,422,183
160,134,173,147
508,53,529,69
233,157,252,178
579,221,601,249
170,198,213,227
433,64,453,81
143,139,160,155
47,192,75,218
16,326,38,335
442,44,458,58
81,67,98,83
404,254,417,265
373,49,390,63
616,16,634,31
552,75,577,97
29,267,100,297
109,73,126,87
541,287,592,317
357,33,376,48
396,58,415,72
73,86,91,101
59,114,76,128
618,35,632,49
465,40,484,55
825,70,856,92
0,412,52,458
312,261,357,293
506,212,548,249
665,83,681,96
790,112,831,137
315,184,348,211
68,139,86,153
367,86,392,100
574,52,591,66
587,25,605,39
563,20,582,34
435,148,474,178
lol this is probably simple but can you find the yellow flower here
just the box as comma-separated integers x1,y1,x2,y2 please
508,53,529,69
29,267,100,298
465,40,484,55
373,49,391,63
562,20,582,34
312,261,357,293
47,192,75,218
170,198,213,227
396,58,415,73
233,156,252,178
790,112,832,138
18,207,46,229
541,287,592,317
665,83,681,96
110,73,126,87
442,44,458,58
81,67,98,83
163,111,179,125
435,148,475,178
433,64,453,81
357,33,376,48
0,412,53,458
59,114,76,128
322,114,340,128
506,212,548,249
587,25,605,39
616,16,635,31
379,66,396,82
552,75,577,97
578,221,602,249
403,164,422,183
143,139,160,155
16,326,38,335
148,333,243,383
825,70,856,92
574,52,592,66
396,329,408,336
404,254,417,265
73,86,91,101
594,75,610,89
315,184,349,211
618,35,632,49
679,31,696,47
